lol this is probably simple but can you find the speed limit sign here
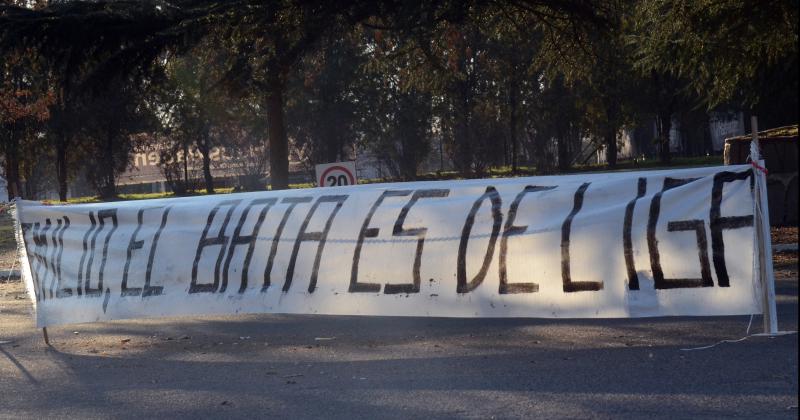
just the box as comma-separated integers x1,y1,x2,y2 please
315,161,358,187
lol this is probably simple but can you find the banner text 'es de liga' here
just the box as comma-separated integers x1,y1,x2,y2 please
14,164,762,327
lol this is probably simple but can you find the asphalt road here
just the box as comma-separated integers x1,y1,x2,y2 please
1,254,797,419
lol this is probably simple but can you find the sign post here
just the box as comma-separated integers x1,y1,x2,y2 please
315,161,357,187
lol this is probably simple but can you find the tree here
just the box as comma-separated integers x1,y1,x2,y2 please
78,77,157,199
361,1,610,176
162,42,232,194
535,76,589,171
2,0,619,193
359,77,435,181
286,28,365,169
632,0,799,127
532,1,636,167
482,7,541,173
215,1,383,189
220,96,269,191
0,0,198,199
0,50,54,199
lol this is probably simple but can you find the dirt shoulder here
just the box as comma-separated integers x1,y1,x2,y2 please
0,207,17,270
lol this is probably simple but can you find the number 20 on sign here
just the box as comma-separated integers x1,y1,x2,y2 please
315,161,358,187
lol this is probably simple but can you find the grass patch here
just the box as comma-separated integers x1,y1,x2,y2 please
47,155,725,204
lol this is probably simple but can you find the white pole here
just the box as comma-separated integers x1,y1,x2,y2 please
750,116,778,334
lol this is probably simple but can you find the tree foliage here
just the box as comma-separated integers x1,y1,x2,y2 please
0,0,797,199
631,0,799,117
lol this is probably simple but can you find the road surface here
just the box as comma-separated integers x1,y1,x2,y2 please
0,252,797,419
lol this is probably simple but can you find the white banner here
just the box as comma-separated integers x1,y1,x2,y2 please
14,164,763,327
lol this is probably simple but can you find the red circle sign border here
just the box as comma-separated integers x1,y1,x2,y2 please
319,165,356,187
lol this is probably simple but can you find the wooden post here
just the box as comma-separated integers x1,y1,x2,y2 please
42,327,50,346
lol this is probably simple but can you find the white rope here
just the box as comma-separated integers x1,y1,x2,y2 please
679,314,755,351
679,336,752,351
680,314,796,351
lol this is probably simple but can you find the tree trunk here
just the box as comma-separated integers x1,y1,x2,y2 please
202,152,214,194
557,129,570,171
101,131,117,199
6,155,21,199
193,119,215,195
652,72,674,164
511,130,518,174
531,129,548,174
56,132,68,201
508,78,519,174
602,97,620,168
502,130,508,168
452,81,472,176
400,137,416,181
320,98,341,164
198,135,214,195
266,70,290,190
182,141,190,192
605,128,618,168
5,127,22,199
657,110,672,164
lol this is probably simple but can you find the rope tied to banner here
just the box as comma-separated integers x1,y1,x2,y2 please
750,160,768,175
